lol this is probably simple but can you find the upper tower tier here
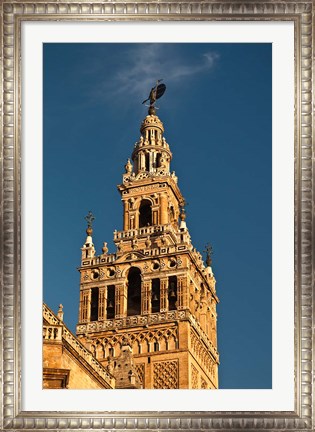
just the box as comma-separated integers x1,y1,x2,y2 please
131,114,172,176
118,110,186,234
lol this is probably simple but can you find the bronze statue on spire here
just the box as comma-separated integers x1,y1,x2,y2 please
142,80,166,115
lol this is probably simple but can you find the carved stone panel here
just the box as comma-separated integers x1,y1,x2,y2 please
153,359,178,389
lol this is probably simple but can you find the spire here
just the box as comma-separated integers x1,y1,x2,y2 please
128,81,172,176
179,206,187,230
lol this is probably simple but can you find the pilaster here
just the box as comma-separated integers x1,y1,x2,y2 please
141,279,152,315
160,277,169,312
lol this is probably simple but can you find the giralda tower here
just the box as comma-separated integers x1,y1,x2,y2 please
76,83,219,389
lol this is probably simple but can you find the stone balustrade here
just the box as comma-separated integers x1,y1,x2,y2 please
43,325,62,341
77,309,189,335
114,223,180,241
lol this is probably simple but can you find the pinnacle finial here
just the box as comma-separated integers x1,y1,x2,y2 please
180,206,186,221
204,243,213,267
84,210,95,236
180,199,188,221
57,304,64,321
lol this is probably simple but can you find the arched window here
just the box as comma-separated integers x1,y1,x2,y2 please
151,278,160,313
156,153,161,168
145,153,150,171
106,285,115,319
168,276,177,311
139,199,152,228
127,267,142,316
90,287,99,321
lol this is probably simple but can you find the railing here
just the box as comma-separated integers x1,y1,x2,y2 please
93,254,116,265
43,325,62,341
77,309,190,334
43,305,60,325
114,224,179,241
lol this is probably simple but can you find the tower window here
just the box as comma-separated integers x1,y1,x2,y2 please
168,276,178,311
151,278,160,313
156,153,161,168
145,153,150,171
127,267,142,316
90,287,99,321
154,342,159,352
139,199,152,228
107,285,115,319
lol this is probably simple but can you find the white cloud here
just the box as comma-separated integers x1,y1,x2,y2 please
91,44,219,103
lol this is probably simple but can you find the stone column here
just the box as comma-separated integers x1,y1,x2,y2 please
160,193,168,225
160,278,169,312
115,283,127,318
123,200,129,231
141,279,151,315
98,286,106,321
79,288,91,322
199,300,208,333
177,275,188,310
141,152,145,170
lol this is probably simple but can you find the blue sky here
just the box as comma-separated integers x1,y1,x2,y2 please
43,43,272,389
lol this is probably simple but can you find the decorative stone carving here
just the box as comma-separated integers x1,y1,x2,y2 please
124,158,133,173
191,364,199,389
153,360,179,389
102,242,108,254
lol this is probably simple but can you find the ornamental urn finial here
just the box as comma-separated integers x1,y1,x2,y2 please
84,210,95,236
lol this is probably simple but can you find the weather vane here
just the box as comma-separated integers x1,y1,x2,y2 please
142,79,166,115
84,211,95,229
204,243,213,267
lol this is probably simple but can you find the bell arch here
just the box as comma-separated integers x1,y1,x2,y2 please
139,199,152,228
127,267,142,316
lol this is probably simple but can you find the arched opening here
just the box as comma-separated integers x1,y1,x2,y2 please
106,285,115,319
156,153,161,168
127,267,142,316
90,287,99,321
168,276,178,311
139,199,152,228
145,153,150,171
151,278,160,313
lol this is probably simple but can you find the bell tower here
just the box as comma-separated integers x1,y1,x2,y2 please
76,86,219,389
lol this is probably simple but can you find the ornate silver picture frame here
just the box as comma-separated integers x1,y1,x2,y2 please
1,0,313,430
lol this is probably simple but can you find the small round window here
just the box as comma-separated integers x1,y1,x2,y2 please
107,268,115,277
169,259,176,268
152,262,160,270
